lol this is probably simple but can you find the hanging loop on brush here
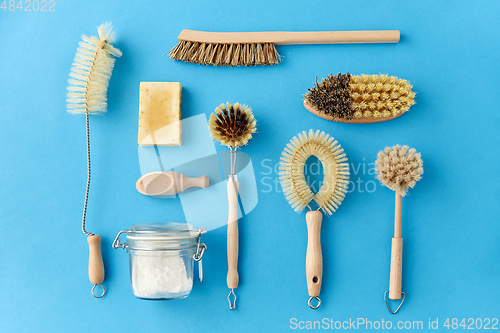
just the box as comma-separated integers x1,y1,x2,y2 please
384,291,405,314
92,284,105,298
308,296,321,309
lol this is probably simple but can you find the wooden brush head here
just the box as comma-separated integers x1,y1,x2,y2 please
304,74,416,123
375,145,423,196
209,102,256,149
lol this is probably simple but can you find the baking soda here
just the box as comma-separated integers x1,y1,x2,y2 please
132,255,193,298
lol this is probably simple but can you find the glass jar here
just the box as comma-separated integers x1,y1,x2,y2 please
112,223,206,300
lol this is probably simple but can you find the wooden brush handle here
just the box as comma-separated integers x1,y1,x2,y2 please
87,235,104,285
389,192,403,299
178,29,400,45
306,211,323,297
178,173,209,192
394,192,402,238
227,179,239,289
389,237,403,299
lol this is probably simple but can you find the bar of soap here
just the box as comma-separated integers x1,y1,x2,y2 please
138,82,182,146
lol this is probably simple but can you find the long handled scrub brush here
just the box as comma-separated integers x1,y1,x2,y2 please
209,102,257,309
375,145,423,314
67,23,122,298
279,130,349,309
169,29,400,67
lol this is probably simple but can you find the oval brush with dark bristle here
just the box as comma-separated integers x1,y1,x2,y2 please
209,102,256,310
304,73,416,123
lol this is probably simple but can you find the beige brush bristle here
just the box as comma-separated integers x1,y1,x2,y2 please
305,74,416,120
67,23,122,115
209,102,257,149
279,130,350,215
375,145,423,196
168,41,281,67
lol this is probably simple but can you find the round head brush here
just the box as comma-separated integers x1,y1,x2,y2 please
67,23,122,298
279,130,349,309
209,102,256,309
304,73,416,123
375,145,423,314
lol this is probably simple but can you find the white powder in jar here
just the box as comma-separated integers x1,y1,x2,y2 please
132,255,193,298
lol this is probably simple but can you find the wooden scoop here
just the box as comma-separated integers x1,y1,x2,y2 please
136,171,209,196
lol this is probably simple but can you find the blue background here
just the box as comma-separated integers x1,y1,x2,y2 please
1,0,499,332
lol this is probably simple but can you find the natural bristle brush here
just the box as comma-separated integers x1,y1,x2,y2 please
304,73,416,123
375,145,423,314
169,30,400,67
209,102,257,309
279,130,349,309
67,23,122,298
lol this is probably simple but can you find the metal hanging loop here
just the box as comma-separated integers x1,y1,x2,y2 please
193,231,207,282
228,289,237,310
92,284,105,298
308,296,321,309
384,291,405,314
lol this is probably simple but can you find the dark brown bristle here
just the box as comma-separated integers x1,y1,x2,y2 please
304,73,354,120
169,41,281,67
209,103,257,148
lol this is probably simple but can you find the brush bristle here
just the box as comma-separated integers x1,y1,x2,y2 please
375,145,423,196
305,74,416,120
279,129,350,215
67,23,122,115
168,41,281,67
209,102,257,149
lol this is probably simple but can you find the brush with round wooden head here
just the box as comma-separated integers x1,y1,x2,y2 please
375,145,423,314
209,102,257,309
279,130,349,309
304,73,416,123
67,23,122,298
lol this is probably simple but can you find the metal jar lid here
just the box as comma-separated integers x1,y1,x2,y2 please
113,223,206,252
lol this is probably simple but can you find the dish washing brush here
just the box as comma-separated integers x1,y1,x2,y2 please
304,73,416,123
209,102,257,309
279,130,349,309
375,145,423,314
67,22,122,298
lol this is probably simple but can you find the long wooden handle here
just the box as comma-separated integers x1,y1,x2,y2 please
389,192,403,299
87,235,104,285
227,180,239,289
389,237,403,299
178,29,400,45
306,211,323,297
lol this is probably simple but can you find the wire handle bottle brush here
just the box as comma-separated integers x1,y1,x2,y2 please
375,145,423,314
209,102,257,309
67,22,122,298
169,29,399,67
279,130,349,309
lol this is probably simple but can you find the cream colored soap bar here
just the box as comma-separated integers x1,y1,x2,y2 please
138,82,182,146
